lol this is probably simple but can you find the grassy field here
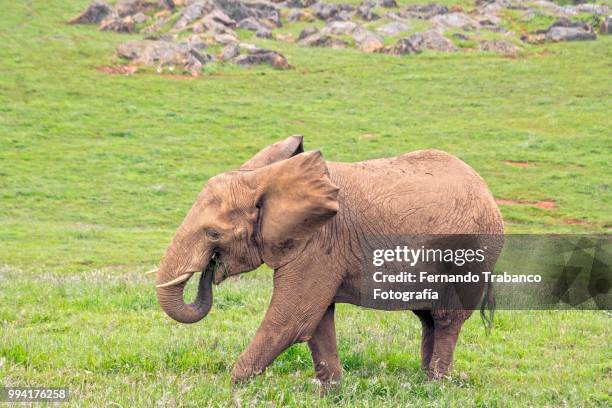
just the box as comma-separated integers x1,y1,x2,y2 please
1,0,611,406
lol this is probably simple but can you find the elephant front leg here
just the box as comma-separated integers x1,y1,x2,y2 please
231,265,341,383
308,304,342,391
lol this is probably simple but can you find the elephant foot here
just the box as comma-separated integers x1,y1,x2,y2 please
230,363,264,384
426,359,452,381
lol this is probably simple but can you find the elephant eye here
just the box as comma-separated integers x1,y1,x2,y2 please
206,229,221,241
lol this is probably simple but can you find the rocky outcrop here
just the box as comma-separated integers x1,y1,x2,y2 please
69,1,114,24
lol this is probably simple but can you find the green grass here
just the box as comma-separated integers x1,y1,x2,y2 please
0,1,611,406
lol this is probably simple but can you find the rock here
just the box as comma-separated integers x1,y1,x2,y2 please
332,10,355,22
286,0,317,7
298,33,348,47
215,0,282,28
601,15,612,34
117,39,193,65
405,29,457,52
159,0,176,10
479,39,520,54
256,27,273,37
220,42,241,60
475,13,502,27
233,48,290,69
545,26,596,41
142,15,170,33
357,5,380,21
132,12,148,24
376,21,409,36
173,0,212,31
287,9,314,22
312,2,341,20
237,17,268,31
186,34,207,50
431,12,478,30
69,1,114,24
549,17,588,30
380,0,397,8
115,0,158,17
100,15,136,32
298,26,319,40
214,32,240,44
402,3,448,20
352,27,384,52
186,49,214,74
322,20,358,35
383,37,421,55
203,9,236,28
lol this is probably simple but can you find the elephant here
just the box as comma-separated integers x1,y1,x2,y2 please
154,135,504,385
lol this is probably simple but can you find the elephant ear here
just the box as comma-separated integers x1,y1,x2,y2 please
240,135,304,170
245,151,339,269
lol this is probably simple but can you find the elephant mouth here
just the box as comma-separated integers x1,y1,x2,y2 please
156,253,226,288
210,254,229,285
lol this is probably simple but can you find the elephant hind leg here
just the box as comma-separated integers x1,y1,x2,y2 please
427,310,472,380
413,310,435,372
308,304,342,392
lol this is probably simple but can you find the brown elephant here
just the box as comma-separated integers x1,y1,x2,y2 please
155,136,504,385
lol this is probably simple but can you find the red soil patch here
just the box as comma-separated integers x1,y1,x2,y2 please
97,65,138,75
564,219,588,225
496,199,556,210
534,201,556,209
503,160,532,168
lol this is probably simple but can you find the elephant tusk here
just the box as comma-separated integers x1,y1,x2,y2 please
145,268,158,276
156,271,203,288
156,273,193,288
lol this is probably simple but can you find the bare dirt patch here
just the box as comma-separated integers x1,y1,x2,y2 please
496,199,556,210
564,219,588,225
97,65,138,75
503,160,533,167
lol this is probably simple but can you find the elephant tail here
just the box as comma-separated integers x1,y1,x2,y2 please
479,281,495,335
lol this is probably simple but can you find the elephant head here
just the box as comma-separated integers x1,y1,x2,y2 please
156,136,340,323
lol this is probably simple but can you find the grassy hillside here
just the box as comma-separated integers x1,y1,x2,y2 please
0,1,610,406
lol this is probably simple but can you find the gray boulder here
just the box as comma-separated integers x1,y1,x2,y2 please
322,20,358,35
352,27,384,52
431,12,478,30
401,3,448,20
479,40,520,54
287,9,314,22
312,2,342,20
100,15,136,32
384,38,421,55
115,0,157,17
173,0,213,31
380,0,398,8
220,42,241,60
233,48,290,69
69,1,113,24
377,21,409,36
404,29,457,52
237,16,268,31
298,26,319,40
117,40,192,65
215,0,282,27
356,4,380,21
545,26,596,41
286,0,317,7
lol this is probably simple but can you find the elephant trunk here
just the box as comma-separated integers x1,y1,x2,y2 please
156,253,214,324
